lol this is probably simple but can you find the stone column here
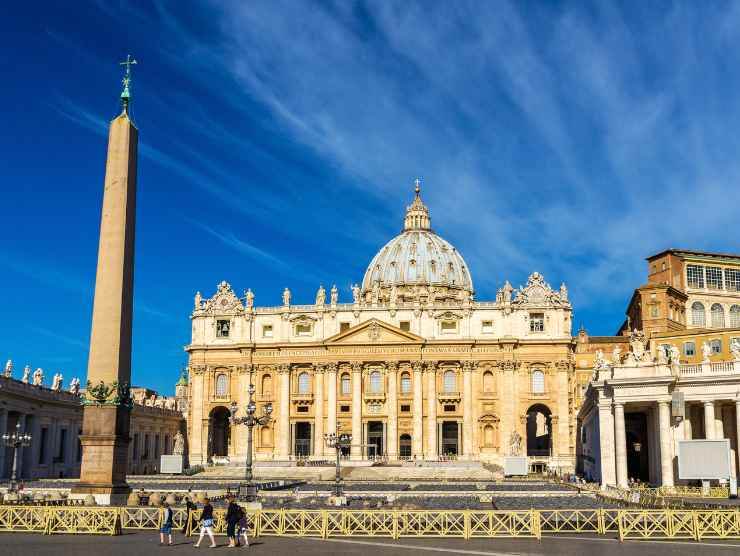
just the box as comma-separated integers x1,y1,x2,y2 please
313,365,324,458
278,364,291,459
326,363,337,456
0,410,6,478
76,102,139,504
704,401,716,439
426,362,438,460
462,362,474,459
386,362,398,460
351,362,363,460
614,402,628,488
598,399,616,487
412,361,424,458
658,400,675,487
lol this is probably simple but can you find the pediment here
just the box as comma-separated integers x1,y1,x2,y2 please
325,318,424,345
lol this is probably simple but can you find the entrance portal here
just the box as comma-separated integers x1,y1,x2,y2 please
399,434,412,459
526,404,552,457
367,421,383,458
294,422,311,457
209,407,231,459
441,421,459,457
626,412,649,482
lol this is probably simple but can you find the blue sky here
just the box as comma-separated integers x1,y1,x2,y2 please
3,1,740,395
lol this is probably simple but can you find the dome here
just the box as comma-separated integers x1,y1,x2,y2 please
361,180,474,304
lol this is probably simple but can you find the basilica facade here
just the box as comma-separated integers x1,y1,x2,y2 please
184,185,588,471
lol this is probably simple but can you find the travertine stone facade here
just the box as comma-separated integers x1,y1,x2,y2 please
185,187,579,471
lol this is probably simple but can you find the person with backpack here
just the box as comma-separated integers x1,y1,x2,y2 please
193,497,217,548
159,501,174,546
237,505,250,548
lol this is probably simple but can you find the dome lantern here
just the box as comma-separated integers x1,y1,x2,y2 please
403,178,431,231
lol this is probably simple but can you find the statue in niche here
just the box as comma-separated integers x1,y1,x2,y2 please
245,288,254,310
731,338,740,361
194,291,202,311
22,365,31,384
51,373,63,391
32,368,44,386
352,283,361,304
173,431,185,455
3,359,12,378
702,341,712,363
315,284,326,305
330,284,338,305
508,431,522,456
69,377,80,395
282,287,291,306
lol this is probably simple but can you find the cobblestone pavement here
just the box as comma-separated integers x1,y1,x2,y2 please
2,532,740,556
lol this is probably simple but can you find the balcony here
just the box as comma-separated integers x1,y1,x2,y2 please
363,391,386,403
437,391,461,404
291,392,314,405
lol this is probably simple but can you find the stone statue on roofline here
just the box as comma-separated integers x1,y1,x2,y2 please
330,284,338,305
21,365,31,383
194,291,202,311
315,284,326,305
32,367,44,386
245,288,254,310
69,377,80,395
51,373,63,391
611,346,622,365
594,349,608,371
702,341,712,363
669,345,680,365
730,338,740,361
3,360,12,378
351,283,361,304
282,287,291,306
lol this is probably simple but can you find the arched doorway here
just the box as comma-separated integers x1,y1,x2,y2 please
209,406,231,459
526,404,552,457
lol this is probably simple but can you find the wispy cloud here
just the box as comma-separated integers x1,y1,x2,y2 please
30,326,88,349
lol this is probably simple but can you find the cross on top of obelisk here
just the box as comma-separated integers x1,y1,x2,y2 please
119,54,138,113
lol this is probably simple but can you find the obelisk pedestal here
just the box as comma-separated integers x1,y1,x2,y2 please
72,67,138,504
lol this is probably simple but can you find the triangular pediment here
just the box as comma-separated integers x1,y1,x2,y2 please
325,318,424,345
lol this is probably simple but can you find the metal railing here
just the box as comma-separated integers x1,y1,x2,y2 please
1,506,740,541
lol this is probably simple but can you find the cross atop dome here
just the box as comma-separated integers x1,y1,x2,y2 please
404,178,431,231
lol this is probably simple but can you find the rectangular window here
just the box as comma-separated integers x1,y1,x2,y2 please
400,404,411,412
296,406,308,413
683,341,695,356
706,266,723,290
154,435,160,459
77,429,82,462
143,434,150,460
340,405,350,413
725,269,740,292
440,320,457,334
443,404,456,412
133,433,140,461
56,429,67,462
216,319,231,338
262,325,273,338
340,322,350,332
39,427,48,464
686,264,705,288
295,324,312,336
481,321,493,334
711,339,722,354
530,313,545,332
399,321,410,332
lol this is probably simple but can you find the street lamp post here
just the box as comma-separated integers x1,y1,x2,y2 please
324,432,352,498
229,384,272,501
2,422,32,492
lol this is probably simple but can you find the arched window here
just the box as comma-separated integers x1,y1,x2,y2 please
730,305,740,328
215,373,228,397
261,374,273,396
691,302,706,326
297,372,310,394
340,373,351,395
711,304,725,328
531,370,545,394
483,371,495,393
369,371,382,393
443,370,456,393
400,372,411,394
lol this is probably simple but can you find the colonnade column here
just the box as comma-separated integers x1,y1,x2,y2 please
598,398,616,487
411,362,423,458
313,365,324,458
658,400,674,487
0,410,7,477
426,362,438,460
462,362,474,459
278,364,291,459
704,401,716,439
326,363,337,456
614,402,628,488
386,362,398,460
351,362,363,460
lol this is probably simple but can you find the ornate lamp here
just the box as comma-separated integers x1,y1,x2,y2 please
229,384,272,501
2,422,32,492
324,431,352,498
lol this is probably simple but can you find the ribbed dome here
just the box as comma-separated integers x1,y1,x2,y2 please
361,181,474,304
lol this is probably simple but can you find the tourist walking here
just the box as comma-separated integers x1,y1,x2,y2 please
159,501,174,546
183,496,197,534
225,495,241,547
193,498,217,548
238,506,250,548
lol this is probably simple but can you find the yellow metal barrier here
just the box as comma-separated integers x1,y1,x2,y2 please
468,510,539,539
618,510,696,541
694,510,740,540
539,509,602,534
635,486,729,499
120,507,161,529
397,511,465,538
0,506,49,533
46,507,120,535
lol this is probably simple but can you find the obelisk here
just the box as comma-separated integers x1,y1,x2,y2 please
74,56,138,505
